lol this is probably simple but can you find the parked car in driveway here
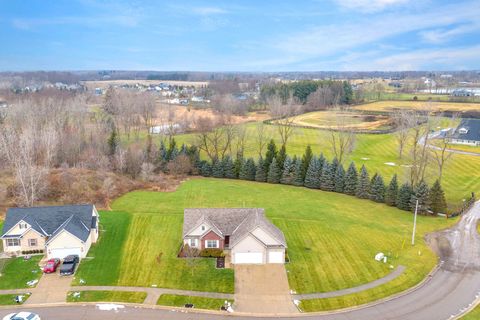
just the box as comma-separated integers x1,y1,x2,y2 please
43,258,60,274
59,255,79,276
2,312,41,320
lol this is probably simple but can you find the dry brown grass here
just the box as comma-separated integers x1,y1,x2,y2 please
354,100,480,113
0,168,184,216
290,111,393,131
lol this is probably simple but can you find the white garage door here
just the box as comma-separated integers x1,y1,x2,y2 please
268,251,284,263
49,248,82,260
234,252,263,264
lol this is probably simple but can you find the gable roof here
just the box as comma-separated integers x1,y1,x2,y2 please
183,208,287,247
2,204,95,242
451,119,480,142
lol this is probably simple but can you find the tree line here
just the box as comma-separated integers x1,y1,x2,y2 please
163,139,447,215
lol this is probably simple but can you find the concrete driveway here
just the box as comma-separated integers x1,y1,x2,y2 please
25,272,72,304
234,264,298,314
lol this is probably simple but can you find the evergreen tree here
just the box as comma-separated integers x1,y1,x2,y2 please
240,158,256,181
334,164,345,193
304,157,321,189
411,180,431,214
344,162,358,195
397,183,413,211
301,145,313,181
233,156,243,179
200,161,212,177
320,161,335,191
292,158,304,186
280,156,295,185
264,139,278,174
356,165,370,199
370,174,386,203
107,124,118,157
385,174,399,206
267,157,281,184
430,180,447,215
212,159,224,178
166,138,178,161
277,145,287,171
342,81,353,104
330,157,340,178
255,157,267,182
318,153,326,176
222,156,236,179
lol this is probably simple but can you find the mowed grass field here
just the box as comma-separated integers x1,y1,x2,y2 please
67,290,147,303
157,294,233,310
287,111,393,131
73,210,234,293
174,122,480,206
353,100,480,113
74,178,454,310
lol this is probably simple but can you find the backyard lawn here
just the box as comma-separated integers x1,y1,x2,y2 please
157,294,233,310
74,178,454,310
67,290,147,303
174,122,480,207
0,256,42,290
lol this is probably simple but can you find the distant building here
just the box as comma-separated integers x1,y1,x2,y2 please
451,89,474,97
447,119,480,146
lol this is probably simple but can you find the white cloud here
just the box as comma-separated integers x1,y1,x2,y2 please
335,0,410,12
419,23,480,44
191,7,228,15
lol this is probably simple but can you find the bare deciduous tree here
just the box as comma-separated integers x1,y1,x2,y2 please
431,113,457,182
268,94,299,148
194,117,235,162
254,122,269,157
328,107,356,163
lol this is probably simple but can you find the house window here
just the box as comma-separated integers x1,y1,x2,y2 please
201,225,206,231
28,239,37,247
19,223,28,230
189,238,198,247
206,240,219,248
6,239,20,247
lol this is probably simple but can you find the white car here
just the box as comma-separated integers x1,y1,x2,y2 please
2,312,41,320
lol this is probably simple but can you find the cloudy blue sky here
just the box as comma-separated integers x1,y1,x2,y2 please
1,0,479,71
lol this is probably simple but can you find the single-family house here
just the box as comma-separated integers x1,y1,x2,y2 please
1,204,99,260
447,119,480,146
182,208,287,264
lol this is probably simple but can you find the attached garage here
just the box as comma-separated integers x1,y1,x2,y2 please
49,247,82,260
234,252,263,264
267,250,284,263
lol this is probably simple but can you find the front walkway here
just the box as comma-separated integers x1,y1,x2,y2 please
234,264,299,314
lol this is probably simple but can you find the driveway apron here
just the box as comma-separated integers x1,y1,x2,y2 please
233,264,298,314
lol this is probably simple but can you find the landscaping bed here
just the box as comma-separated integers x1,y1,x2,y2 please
157,294,233,310
67,290,147,303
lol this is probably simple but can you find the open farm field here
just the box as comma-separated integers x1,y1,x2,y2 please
288,110,394,131
353,100,480,113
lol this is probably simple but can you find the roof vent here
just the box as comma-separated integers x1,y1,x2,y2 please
459,127,469,134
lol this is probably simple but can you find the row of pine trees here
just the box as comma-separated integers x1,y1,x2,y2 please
195,140,448,215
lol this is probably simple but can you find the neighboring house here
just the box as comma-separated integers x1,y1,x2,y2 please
182,208,287,264
1,204,99,260
447,119,480,146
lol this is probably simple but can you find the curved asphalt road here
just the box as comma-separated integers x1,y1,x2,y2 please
2,202,480,320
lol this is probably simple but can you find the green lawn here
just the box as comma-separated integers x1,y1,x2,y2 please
73,209,234,293
173,121,480,207
67,290,147,303
460,304,480,320
0,293,30,305
157,294,233,310
74,178,453,310
0,256,42,289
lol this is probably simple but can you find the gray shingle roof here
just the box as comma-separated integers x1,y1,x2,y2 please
450,119,480,142
1,204,95,242
183,208,287,247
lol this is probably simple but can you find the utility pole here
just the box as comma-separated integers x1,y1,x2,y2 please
412,200,419,246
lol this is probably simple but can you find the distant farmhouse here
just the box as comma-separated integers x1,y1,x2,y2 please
447,119,480,146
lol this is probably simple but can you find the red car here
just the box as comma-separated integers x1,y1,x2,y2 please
43,258,60,274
